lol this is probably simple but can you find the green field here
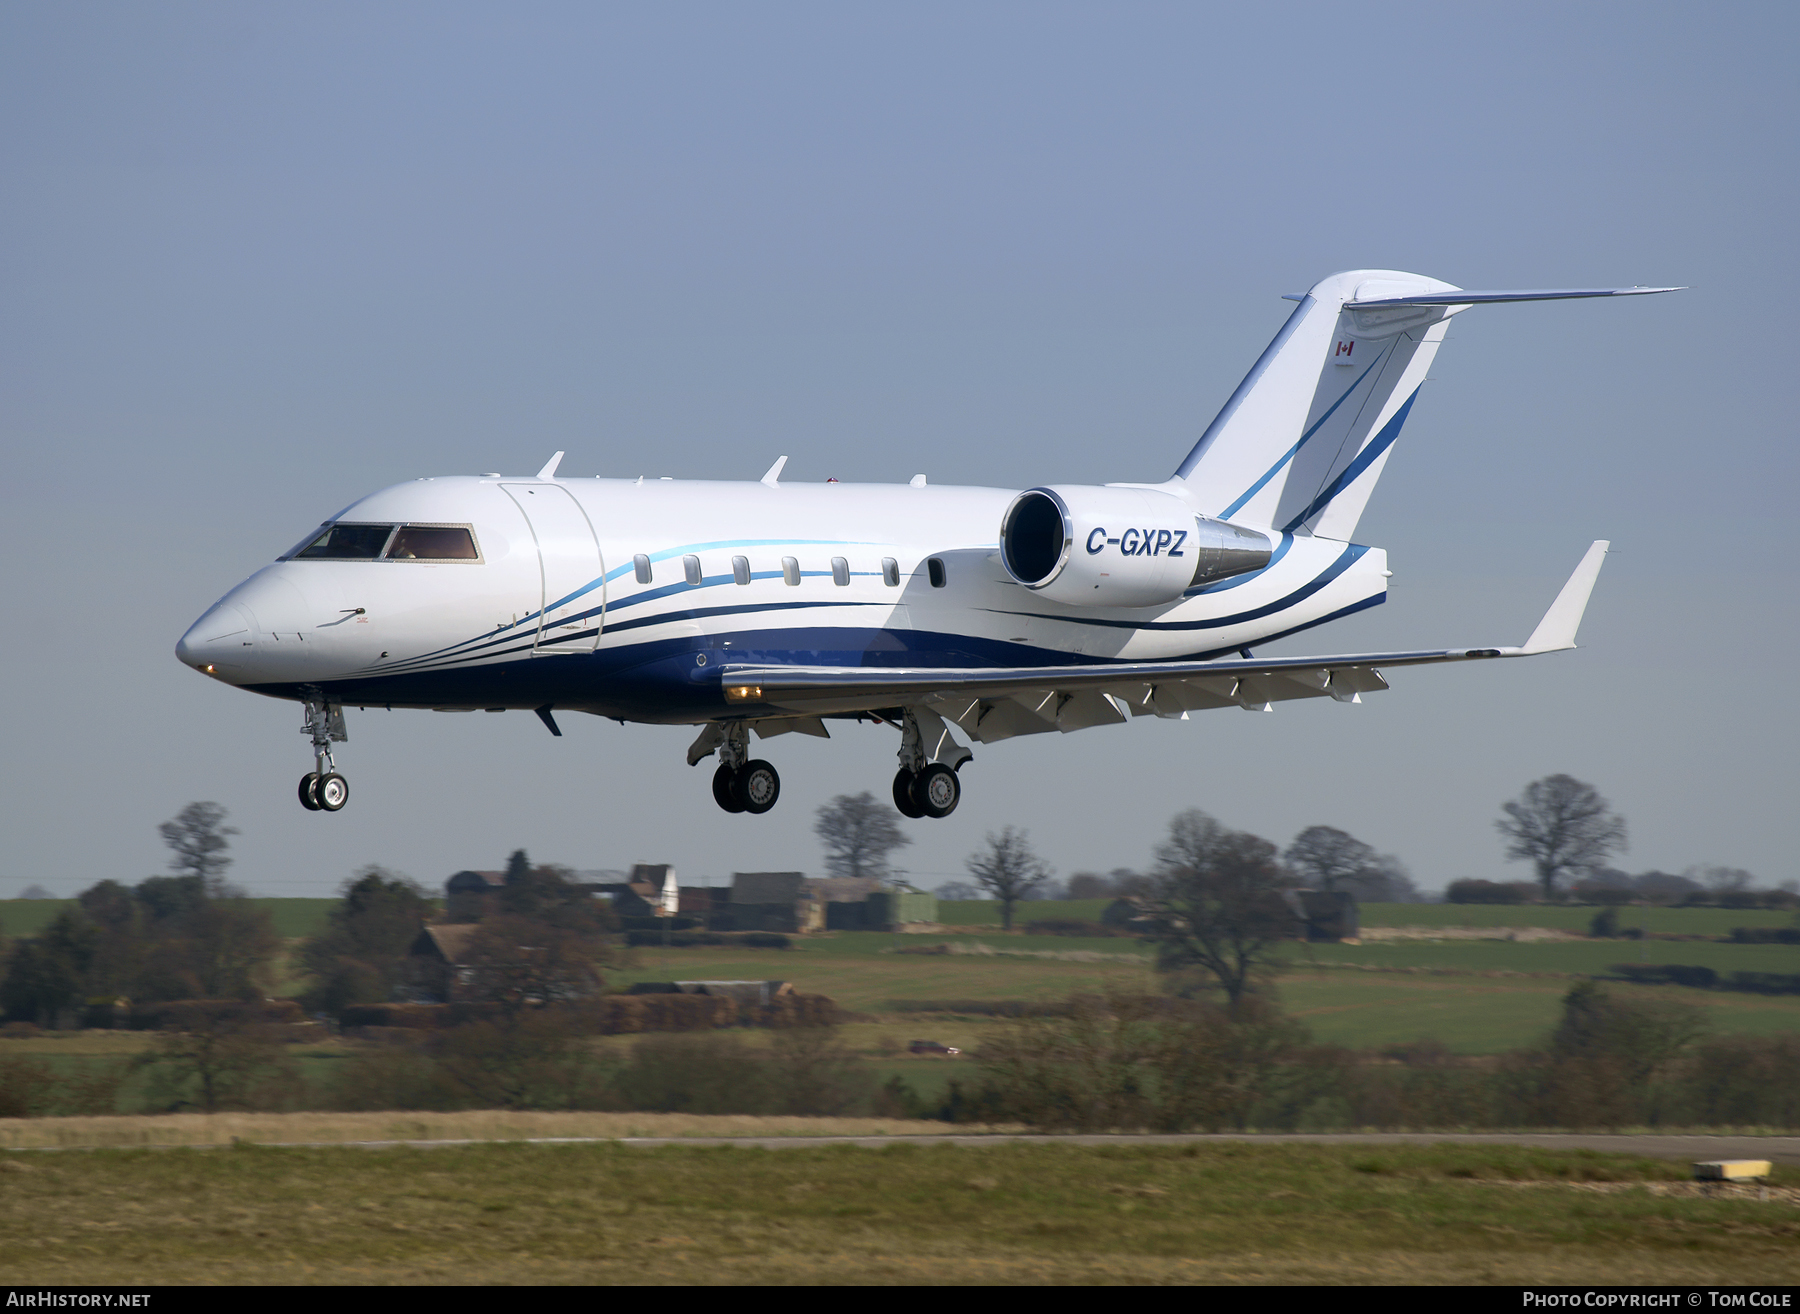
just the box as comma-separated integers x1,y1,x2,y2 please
1279,968,1800,1053
614,931,1155,1011
1,898,344,939
6,898,1797,1067
1297,936,1800,976
0,1139,1792,1284
1355,902,1798,934
936,898,1117,925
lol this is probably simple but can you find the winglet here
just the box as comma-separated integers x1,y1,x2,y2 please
536,451,565,479
761,455,788,488
1522,540,1610,653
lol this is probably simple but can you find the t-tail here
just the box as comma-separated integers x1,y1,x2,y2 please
1165,270,1681,541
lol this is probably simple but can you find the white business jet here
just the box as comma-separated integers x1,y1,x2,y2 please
176,270,1677,820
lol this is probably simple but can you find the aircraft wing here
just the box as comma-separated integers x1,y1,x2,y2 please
716,541,1609,743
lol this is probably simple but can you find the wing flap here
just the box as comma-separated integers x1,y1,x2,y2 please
720,649,1466,717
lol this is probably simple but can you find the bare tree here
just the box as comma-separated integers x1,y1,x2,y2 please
1495,775,1628,899
1066,872,1113,899
457,914,609,1013
139,1003,296,1114
157,802,239,889
965,827,1052,930
1690,864,1754,894
1283,825,1382,894
814,791,912,882
1139,809,1294,1011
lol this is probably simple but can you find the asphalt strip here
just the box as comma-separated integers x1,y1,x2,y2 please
12,1132,1800,1163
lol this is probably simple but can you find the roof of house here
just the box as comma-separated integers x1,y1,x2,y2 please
732,871,806,904
410,924,481,962
805,877,882,904
445,870,506,892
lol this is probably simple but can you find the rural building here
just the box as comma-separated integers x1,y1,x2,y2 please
444,870,506,921
625,980,795,1005
1287,890,1359,941
728,871,806,932
588,864,724,925
824,884,938,930
405,923,481,1000
726,872,938,932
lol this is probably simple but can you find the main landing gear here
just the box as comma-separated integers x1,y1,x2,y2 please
694,722,782,815
891,706,969,819
297,699,350,813
687,706,970,819
893,761,960,819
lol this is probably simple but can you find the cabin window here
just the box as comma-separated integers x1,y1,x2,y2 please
881,557,900,587
684,555,702,585
291,524,396,560
732,555,751,586
633,554,653,584
781,556,800,587
831,556,850,587
927,557,947,588
385,526,479,560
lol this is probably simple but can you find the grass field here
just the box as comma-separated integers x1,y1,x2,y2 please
1278,968,1800,1053
936,898,1116,925
0,1109,976,1150
1355,902,1799,934
0,898,345,939
6,900,1796,1076
1,1139,1793,1284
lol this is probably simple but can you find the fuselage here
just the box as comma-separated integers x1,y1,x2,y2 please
175,473,1388,724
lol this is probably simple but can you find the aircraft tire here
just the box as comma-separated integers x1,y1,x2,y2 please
913,763,960,819
737,760,781,815
315,773,350,812
892,769,925,819
712,763,747,813
298,773,322,811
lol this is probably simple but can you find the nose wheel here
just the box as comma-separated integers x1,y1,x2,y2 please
299,771,350,811
297,699,351,812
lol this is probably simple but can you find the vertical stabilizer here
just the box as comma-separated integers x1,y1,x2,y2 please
1168,270,1460,539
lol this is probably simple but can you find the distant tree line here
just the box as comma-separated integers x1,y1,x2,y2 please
925,981,1800,1132
0,803,280,1028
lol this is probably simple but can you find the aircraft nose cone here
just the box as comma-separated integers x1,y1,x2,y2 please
176,602,257,678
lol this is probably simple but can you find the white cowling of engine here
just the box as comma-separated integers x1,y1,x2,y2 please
999,486,1273,607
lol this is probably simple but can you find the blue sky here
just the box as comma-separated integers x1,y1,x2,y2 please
2,3,1794,896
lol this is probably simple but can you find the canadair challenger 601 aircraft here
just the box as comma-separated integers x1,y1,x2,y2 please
176,269,1676,819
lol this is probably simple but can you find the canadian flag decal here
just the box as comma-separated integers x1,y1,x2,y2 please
1334,339,1355,359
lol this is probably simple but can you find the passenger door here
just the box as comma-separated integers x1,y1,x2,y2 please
499,484,605,653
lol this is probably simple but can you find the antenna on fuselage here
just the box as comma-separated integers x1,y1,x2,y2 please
761,455,788,487
536,451,565,479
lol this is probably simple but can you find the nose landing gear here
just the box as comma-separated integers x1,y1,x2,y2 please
298,699,350,813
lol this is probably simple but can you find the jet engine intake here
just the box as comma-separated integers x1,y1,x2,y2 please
999,486,1271,607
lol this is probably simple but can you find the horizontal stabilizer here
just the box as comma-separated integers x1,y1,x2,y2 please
1345,287,1683,308
1522,540,1610,653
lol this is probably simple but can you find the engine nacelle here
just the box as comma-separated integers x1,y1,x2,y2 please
999,485,1272,607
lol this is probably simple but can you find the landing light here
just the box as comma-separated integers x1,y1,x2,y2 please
724,685,763,703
